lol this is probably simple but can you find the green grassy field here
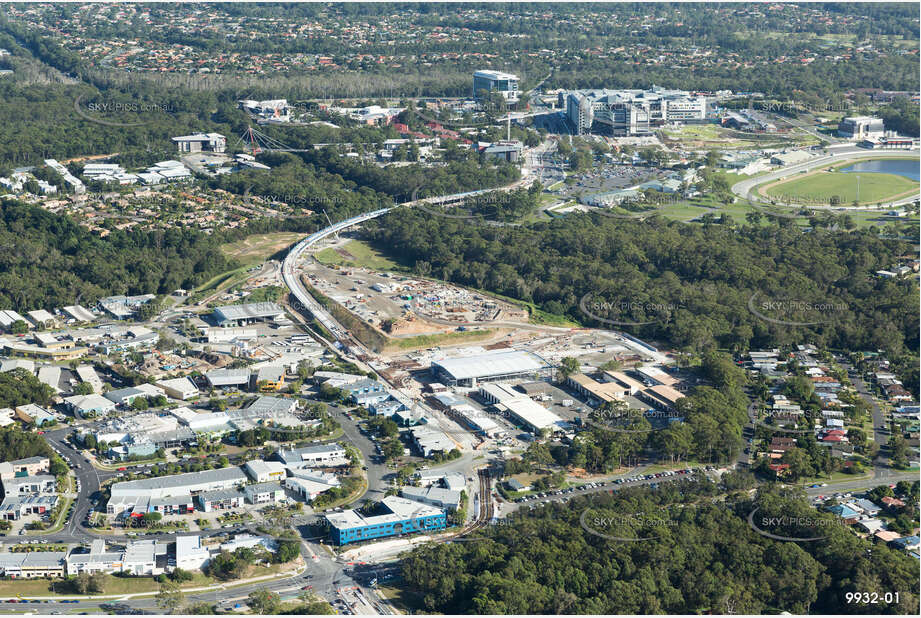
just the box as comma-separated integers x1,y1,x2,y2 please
314,240,399,271
0,571,214,597
388,328,495,351
762,165,919,206
220,232,302,265
0,561,295,599
661,124,725,140
619,196,918,232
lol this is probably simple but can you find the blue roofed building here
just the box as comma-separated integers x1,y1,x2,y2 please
891,535,920,552
325,496,446,545
826,504,860,519
370,399,405,417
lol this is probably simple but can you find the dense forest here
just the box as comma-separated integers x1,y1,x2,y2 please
401,480,920,614
549,352,750,471
0,199,234,310
0,426,64,473
209,150,521,216
363,210,919,359
0,368,55,408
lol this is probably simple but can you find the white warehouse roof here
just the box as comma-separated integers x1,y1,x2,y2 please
214,302,285,323
432,349,547,381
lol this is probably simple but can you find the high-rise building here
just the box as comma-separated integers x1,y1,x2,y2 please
564,87,708,136
473,70,520,103
837,116,885,140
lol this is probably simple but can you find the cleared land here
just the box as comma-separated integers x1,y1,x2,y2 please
314,239,399,271
221,232,302,265
660,123,818,150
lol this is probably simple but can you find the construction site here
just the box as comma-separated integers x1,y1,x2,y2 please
302,239,529,340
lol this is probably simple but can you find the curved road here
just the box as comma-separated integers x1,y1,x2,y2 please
732,145,920,209
281,169,540,349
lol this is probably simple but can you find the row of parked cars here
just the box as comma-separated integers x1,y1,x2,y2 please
513,468,707,503
6,599,80,603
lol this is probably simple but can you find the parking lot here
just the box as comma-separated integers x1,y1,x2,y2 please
504,467,715,511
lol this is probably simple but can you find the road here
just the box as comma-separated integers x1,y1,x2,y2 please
732,145,920,209
839,360,889,454
803,471,919,497
281,145,545,354
498,467,707,515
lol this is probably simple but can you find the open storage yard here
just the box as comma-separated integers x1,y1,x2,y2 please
305,237,530,347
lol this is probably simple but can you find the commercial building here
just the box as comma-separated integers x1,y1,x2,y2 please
635,366,679,387
0,408,14,428
837,116,885,140
565,87,707,136
473,70,520,103
244,395,298,417
104,383,165,407
0,493,58,521
3,340,88,361
444,403,502,438
479,383,565,434
482,141,523,163
44,159,85,194
94,326,159,354
244,482,286,505
170,407,231,433
638,384,686,412
255,365,285,392
98,294,156,319
431,349,550,387
65,540,125,575
410,426,457,457
14,403,57,427
345,378,387,402
87,412,193,451
213,302,286,327
326,496,446,545
62,305,96,323
107,467,248,516
38,365,62,393
172,132,226,153
156,377,200,401
0,551,67,578
239,99,291,121
175,535,212,572
278,443,348,467
26,309,56,329
0,456,50,480
566,373,628,405
197,326,258,344
244,459,287,483
601,370,645,395
197,488,245,512
65,539,169,576
348,105,403,125
75,364,104,393
400,486,463,511
2,475,56,496
284,469,340,502
415,470,466,492
205,367,252,390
